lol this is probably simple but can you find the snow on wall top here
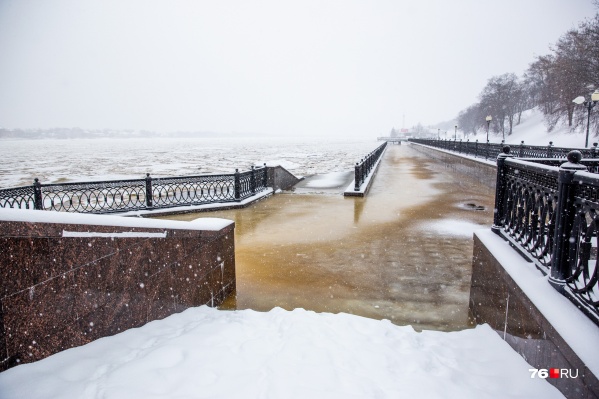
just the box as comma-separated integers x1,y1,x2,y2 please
0,208,233,231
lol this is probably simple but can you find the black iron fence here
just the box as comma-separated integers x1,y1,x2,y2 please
410,138,599,160
492,147,599,326
0,166,268,214
354,142,387,191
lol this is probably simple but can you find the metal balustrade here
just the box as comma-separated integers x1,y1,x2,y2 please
0,166,268,214
410,138,599,160
492,147,599,326
354,142,387,191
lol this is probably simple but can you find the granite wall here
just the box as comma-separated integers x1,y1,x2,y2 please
470,233,599,399
0,211,235,371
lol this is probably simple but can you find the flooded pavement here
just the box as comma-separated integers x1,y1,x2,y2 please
160,144,496,331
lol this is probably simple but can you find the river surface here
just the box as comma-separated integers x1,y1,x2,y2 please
162,144,496,331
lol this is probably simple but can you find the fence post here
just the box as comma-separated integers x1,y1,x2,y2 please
263,163,268,187
485,140,490,160
250,166,256,194
475,140,478,158
145,173,153,209
354,162,361,191
549,151,587,291
491,146,514,235
33,178,43,210
547,141,553,158
592,143,598,158
234,169,241,200
519,141,524,157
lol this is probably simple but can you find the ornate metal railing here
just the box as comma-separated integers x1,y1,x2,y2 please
409,138,599,160
493,147,599,326
354,142,387,191
0,166,268,214
0,185,36,210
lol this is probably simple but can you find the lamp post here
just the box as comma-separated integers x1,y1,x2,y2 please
485,115,492,143
438,128,440,139
573,89,599,148
454,125,457,140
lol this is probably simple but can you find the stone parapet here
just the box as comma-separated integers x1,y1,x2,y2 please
0,209,235,371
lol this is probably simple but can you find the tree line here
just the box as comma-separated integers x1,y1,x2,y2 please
457,12,599,139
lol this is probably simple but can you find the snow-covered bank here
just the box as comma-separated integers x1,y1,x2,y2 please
0,307,563,399
460,109,591,148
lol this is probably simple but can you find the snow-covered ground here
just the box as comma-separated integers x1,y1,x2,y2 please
0,306,564,399
458,109,591,148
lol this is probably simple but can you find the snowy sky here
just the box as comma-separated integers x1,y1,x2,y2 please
0,0,596,138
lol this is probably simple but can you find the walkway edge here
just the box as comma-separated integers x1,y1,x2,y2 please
119,188,274,218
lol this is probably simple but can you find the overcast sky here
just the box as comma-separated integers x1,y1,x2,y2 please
0,0,596,138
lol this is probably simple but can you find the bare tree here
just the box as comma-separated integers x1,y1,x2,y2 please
478,73,521,136
457,104,483,136
454,12,599,137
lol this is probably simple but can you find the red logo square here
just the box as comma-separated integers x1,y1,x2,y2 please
550,368,560,379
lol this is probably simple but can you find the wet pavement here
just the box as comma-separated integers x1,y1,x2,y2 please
160,144,496,331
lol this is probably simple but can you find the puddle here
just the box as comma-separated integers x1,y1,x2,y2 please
160,145,496,331
459,202,486,211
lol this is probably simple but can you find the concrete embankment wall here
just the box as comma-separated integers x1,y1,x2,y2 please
409,143,497,190
0,210,235,372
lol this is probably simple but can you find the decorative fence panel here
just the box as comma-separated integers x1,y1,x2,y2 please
0,185,36,210
39,178,147,213
500,159,559,270
0,166,269,214
150,175,235,208
492,147,599,326
568,171,599,321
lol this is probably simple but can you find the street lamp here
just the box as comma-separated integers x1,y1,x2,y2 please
485,115,492,142
454,125,457,140
573,89,599,148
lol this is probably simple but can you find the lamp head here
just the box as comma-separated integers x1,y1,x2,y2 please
573,96,586,105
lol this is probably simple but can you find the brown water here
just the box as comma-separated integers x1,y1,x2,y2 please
160,144,496,331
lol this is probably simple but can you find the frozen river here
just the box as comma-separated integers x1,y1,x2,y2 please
0,137,377,188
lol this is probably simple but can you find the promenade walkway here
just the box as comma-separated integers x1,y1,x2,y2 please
165,144,496,331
